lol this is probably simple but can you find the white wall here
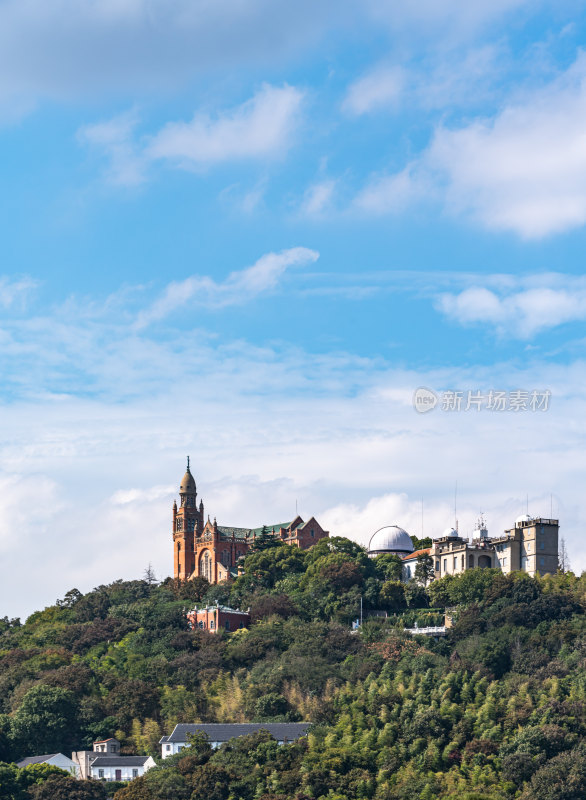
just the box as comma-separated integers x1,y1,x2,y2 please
46,754,79,777
91,758,155,781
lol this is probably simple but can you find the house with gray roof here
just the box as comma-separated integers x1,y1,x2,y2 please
90,755,156,782
160,722,311,758
16,753,79,776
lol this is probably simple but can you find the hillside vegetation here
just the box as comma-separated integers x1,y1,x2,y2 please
1,537,586,800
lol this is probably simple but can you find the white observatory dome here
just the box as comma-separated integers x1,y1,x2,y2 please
435,527,459,539
368,525,414,556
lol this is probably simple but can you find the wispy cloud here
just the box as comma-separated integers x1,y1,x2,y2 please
0,276,39,309
355,164,428,214
147,84,304,168
300,179,337,216
77,109,145,186
342,65,405,115
426,54,586,237
79,85,305,185
355,53,586,238
135,247,319,328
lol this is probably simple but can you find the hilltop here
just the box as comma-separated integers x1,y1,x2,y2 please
1,536,586,799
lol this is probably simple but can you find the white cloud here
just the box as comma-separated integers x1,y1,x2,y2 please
437,275,586,337
80,86,305,185
426,56,586,237
342,65,404,115
135,247,319,328
0,276,38,309
355,164,428,214
1,345,585,619
300,180,337,216
78,109,145,186
1,271,585,618
147,84,304,168
356,54,586,238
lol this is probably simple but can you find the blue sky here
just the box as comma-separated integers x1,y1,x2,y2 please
1,0,586,617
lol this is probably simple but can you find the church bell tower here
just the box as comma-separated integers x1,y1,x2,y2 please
173,457,204,580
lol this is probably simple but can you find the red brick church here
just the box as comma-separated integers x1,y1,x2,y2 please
172,459,329,583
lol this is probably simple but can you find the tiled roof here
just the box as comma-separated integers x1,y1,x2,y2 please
166,722,310,744
402,548,432,561
91,756,151,767
17,755,59,768
217,522,295,541
217,526,251,540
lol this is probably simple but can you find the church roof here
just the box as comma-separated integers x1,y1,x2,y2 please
217,521,295,540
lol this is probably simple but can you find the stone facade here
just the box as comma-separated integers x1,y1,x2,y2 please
172,460,329,584
402,517,559,582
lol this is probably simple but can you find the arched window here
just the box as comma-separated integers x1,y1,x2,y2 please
176,518,183,531
200,551,212,581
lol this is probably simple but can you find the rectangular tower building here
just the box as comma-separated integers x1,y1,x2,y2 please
503,517,559,577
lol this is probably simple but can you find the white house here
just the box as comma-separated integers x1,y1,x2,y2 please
90,755,155,782
17,753,79,777
160,723,311,758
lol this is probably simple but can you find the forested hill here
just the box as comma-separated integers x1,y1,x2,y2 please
1,536,586,800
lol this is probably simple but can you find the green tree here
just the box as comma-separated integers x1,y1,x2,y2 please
189,764,232,800
521,745,586,800
113,777,152,800
28,774,107,799
373,554,403,582
0,761,28,800
414,553,434,585
10,686,79,759
379,581,407,612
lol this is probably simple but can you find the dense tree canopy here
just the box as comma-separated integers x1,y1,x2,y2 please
0,539,585,799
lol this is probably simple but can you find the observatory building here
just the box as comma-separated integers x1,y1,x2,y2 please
368,526,414,558
367,514,559,581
